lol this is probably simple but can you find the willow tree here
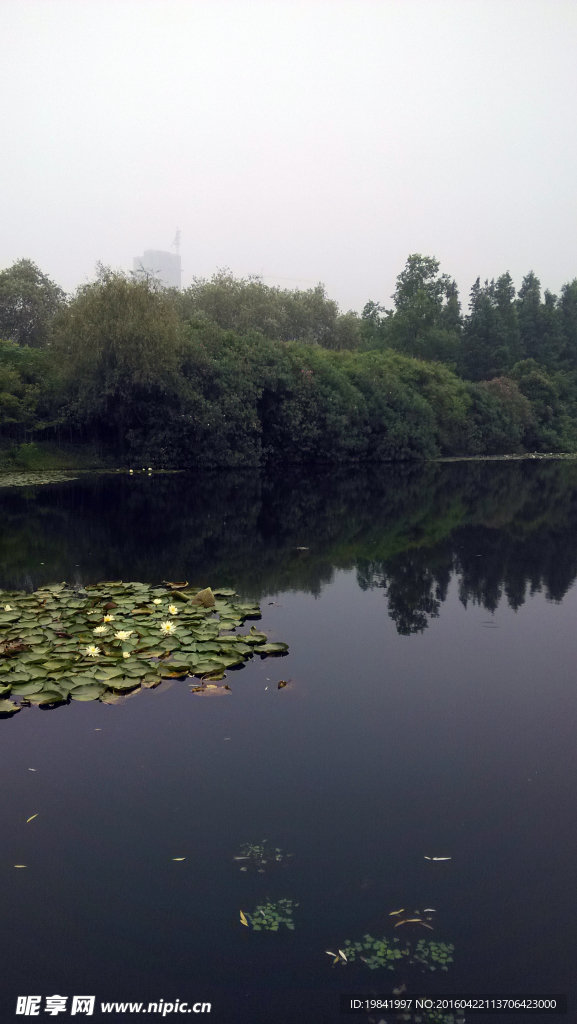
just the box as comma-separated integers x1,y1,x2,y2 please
51,269,182,453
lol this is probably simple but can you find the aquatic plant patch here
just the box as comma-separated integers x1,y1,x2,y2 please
0,582,288,714
329,934,454,972
233,840,292,872
240,899,296,931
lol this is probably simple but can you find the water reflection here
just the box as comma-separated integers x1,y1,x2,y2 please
2,461,577,635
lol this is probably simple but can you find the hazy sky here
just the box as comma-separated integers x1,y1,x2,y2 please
2,0,576,313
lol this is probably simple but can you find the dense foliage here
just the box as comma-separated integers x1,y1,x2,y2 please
1,254,577,465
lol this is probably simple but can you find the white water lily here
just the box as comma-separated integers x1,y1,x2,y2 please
152,598,162,605
4,605,11,611
160,620,177,635
168,605,178,615
93,625,108,635
103,614,115,623
122,651,131,659
114,630,133,641
84,645,100,658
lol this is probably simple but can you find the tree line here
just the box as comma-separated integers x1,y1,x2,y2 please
1,254,577,465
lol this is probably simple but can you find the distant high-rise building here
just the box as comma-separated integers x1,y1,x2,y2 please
133,249,181,289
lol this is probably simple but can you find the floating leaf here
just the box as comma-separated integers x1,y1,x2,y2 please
192,684,231,696
28,690,66,704
10,681,44,695
191,587,215,608
240,910,248,927
0,699,20,713
26,814,38,823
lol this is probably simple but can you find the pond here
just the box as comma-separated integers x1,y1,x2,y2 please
1,462,575,1023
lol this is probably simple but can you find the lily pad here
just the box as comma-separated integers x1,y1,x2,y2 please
107,677,141,692
0,698,20,713
28,690,66,704
10,680,45,695
70,682,106,697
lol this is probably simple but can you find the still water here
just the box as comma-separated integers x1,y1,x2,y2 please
1,463,576,1023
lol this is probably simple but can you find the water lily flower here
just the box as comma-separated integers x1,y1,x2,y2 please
122,651,131,659
103,614,115,623
168,605,178,615
114,630,133,641
152,598,162,605
84,645,100,658
4,604,11,611
160,620,177,635
93,625,108,634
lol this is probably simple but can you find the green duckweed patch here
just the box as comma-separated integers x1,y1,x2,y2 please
0,582,288,714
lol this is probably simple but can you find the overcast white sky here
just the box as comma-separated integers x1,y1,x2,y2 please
1,0,576,312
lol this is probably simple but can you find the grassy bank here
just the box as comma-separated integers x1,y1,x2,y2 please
0,441,114,473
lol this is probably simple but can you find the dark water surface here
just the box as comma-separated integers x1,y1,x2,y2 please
1,463,576,1023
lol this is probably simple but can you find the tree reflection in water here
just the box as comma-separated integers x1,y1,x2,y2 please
1,459,577,635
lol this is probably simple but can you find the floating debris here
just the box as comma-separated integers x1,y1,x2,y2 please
389,909,405,916
26,814,38,823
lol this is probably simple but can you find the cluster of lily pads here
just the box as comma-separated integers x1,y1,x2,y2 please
331,934,454,972
240,898,296,932
0,581,288,714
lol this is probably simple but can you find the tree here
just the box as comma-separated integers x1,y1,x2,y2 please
175,269,341,345
0,259,65,347
460,273,520,380
559,279,577,369
50,270,182,452
386,254,462,364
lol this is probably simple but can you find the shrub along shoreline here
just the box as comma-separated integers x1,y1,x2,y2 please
1,257,577,467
